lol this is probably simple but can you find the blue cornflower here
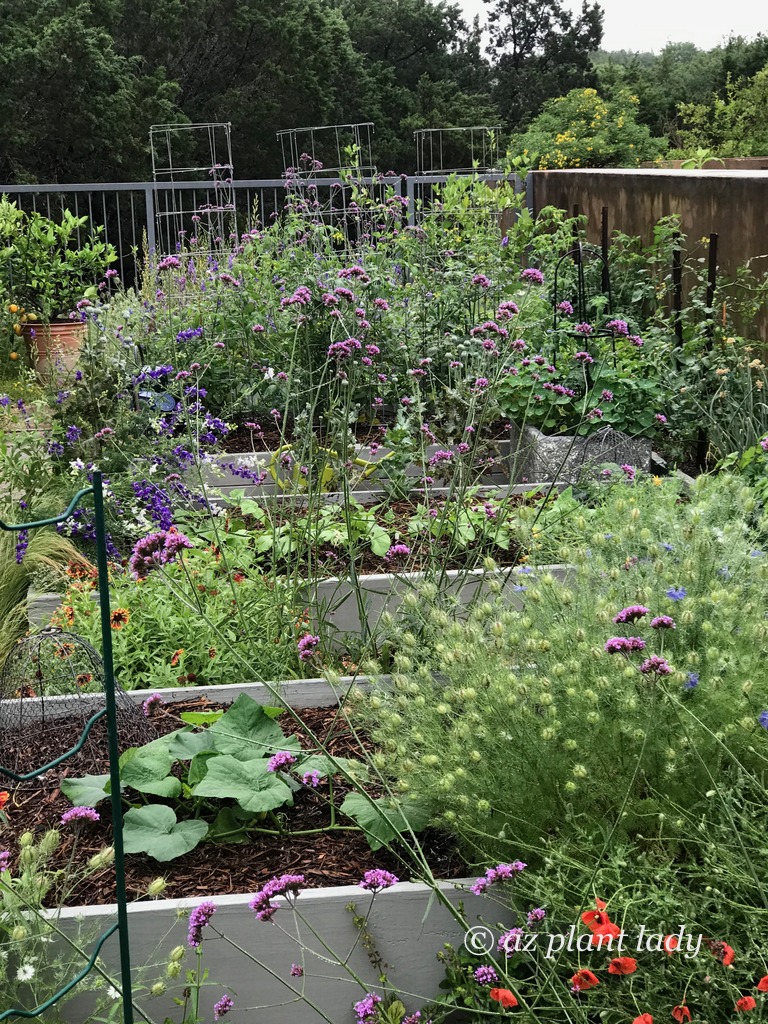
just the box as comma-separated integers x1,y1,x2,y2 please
512,585,528,592
750,550,764,558
660,542,674,552
717,566,731,579
683,672,700,690
666,587,687,601
759,710,768,730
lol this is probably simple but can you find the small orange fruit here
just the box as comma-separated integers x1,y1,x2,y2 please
13,323,22,335
9,352,19,361
8,304,18,314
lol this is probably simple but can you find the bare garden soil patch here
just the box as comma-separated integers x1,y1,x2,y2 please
0,697,463,907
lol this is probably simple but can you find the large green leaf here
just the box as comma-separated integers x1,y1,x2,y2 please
122,806,208,862
207,806,257,844
188,750,219,787
60,773,110,807
167,728,217,760
192,755,292,813
208,694,301,761
340,794,432,851
120,747,181,799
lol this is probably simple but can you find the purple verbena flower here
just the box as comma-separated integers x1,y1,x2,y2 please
297,634,320,662
142,693,164,717
359,869,399,892
651,615,676,630
521,268,544,285
474,965,499,985
188,901,217,946
213,995,234,1020
613,605,649,624
290,963,304,977
61,807,100,824
604,636,647,655
639,655,672,675
249,874,305,922
267,751,297,773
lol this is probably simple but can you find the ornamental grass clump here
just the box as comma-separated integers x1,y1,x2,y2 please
355,473,768,866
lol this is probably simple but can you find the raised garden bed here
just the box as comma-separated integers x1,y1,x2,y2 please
4,681,494,1024
509,422,654,483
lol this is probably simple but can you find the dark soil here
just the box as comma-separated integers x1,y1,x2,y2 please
0,697,464,907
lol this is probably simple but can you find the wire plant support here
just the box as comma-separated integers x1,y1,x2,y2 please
551,242,617,371
414,126,503,175
149,122,237,256
0,473,135,1024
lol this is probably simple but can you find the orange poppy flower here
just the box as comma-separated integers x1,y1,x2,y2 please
490,988,518,1009
571,970,600,992
756,976,768,993
110,608,130,630
664,935,680,955
673,1004,692,1022
0,791,9,810
633,1015,653,1024
608,957,637,975
735,996,756,1013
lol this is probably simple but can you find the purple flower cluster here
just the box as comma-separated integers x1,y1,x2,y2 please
359,869,399,892
0,851,10,872
573,350,594,363
639,655,672,675
176,326,204,343
527,907,547,924
606,319,629,335
61,807,100,824
472,274,491,288
290,963,304,977
557,300,574,315
604,636,647,655
474,965,499,985
302,769,321,788
354,993,382,1023
498,927,525,955
187,901,217,946
249,874,305,922
612,605,649,624
281,285,312,308
267,751,297,773
213,995,234,1020
129,527,193,578
575,323,593,336
651,615,676,630
142,693,164,717
521,268,544,284
297,634,320,662
470,861,526,895
328,337,362,360
428,449,453,467
385,543,411,561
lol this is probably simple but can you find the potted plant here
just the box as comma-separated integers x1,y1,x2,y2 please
0,197,116,378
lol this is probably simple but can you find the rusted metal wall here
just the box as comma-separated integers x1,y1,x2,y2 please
528,169,768,338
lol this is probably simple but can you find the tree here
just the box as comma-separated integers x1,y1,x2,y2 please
0,0,179,183
484,0,603,128
509,87,667,169
676,65,768,157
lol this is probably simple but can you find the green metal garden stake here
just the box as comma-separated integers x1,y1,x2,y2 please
0,474,135,1024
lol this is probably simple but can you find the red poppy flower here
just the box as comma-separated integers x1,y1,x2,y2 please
571,970,600,992
664,935,680,955
0,791,9,810
757,976,768,993
633,1015,653,1024
705,939,735,966
595,897,607,909
735,996,756,1013
592,921,623,947
673,1004,692,1022
490,988,518,1009
608,957,637,975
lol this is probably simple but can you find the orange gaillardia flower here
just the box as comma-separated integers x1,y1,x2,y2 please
489,988,518,1009
170,649,184,667
110,608,130,630
608,957,637,975
735,996,756,1013
75,673,93,688
673,1004,692,1022
571,970,600,992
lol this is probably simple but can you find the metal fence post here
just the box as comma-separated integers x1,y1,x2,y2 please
144,185,156,254
406,176,416,228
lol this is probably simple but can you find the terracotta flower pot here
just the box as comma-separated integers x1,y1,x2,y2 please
23,321,86,381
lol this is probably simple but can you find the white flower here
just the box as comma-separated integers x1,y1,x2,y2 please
107,986,121,1000
263,367,275,380
69,458,85,473
16,964,35,982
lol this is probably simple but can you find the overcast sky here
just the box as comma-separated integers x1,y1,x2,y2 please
458,0,767,53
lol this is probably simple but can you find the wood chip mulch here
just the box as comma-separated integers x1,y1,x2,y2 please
0,697,463,907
